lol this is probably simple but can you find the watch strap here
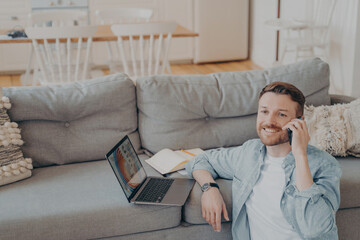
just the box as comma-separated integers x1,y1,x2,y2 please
209,182,219,189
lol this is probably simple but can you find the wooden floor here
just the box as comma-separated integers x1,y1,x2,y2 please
0,60,261,87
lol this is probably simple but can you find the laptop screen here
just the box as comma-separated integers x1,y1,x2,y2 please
106,136,147,200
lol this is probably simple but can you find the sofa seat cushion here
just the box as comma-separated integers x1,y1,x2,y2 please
182,156,360,224
0,155,181,240
337,157,360,209
136,58,331,153
3,73,140,167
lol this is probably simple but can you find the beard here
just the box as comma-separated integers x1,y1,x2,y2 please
257,124,289,146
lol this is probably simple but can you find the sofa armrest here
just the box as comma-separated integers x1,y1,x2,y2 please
330,94,356,105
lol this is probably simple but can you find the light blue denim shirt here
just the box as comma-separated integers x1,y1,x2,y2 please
185,139,341,240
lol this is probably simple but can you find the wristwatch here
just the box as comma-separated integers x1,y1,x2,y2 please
201,182,219,192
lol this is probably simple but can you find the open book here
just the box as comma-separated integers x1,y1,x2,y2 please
145,148,204,175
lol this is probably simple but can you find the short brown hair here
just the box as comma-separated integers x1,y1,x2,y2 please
259,82,305,116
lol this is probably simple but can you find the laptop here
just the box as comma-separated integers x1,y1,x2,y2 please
106,135,195,206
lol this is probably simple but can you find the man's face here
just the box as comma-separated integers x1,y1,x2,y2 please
256,92,298,146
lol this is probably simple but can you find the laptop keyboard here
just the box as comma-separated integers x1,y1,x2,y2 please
135,178,174,203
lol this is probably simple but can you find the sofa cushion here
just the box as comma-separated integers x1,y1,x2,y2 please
3,74,140,167
0,155,181,240
337,156,360,209
137,58,331,153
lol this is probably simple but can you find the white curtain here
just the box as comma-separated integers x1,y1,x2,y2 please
328,0,359,97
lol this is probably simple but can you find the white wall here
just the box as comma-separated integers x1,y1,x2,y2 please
349,1,360,98
328,0,359,96
250,0,360,98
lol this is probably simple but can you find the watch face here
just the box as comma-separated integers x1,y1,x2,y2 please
201,182,210,192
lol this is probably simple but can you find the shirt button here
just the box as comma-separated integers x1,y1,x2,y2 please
286,189,290,193
281,163,286,168
281,200,285,204
64,122,70,128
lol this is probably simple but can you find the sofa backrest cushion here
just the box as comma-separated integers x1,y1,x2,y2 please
136,58,331,153
3,73,140,167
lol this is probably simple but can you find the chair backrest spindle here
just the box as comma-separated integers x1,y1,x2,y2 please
67,38,71,82
139,35,145,77
82,37,92,81
148,35,154,76
161,33,173,74
55,39,63,82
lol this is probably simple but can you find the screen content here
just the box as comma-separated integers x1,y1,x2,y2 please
108,138,146,199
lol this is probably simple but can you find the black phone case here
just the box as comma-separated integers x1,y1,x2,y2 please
288,128,293,145
288,116,302,145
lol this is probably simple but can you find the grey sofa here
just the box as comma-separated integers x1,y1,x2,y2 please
0,58,359,240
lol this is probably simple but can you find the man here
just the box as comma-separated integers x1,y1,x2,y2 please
185,82,341,240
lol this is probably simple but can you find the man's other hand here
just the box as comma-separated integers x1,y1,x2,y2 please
201,187,230,232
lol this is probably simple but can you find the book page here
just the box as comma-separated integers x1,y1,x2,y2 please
145,148,187,175
145,148,204,175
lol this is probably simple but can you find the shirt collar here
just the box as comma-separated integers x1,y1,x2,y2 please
258,141,295,166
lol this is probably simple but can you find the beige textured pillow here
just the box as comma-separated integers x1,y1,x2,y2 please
0,95,33,187
305,98,360,157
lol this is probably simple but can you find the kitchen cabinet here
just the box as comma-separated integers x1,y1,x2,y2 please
194,0,249,63
0,0,31,72
89,0,194,65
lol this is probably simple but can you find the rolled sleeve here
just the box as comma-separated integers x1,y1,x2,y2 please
185,146,245,180
292,163,341,238
294,182,326,203
185,152,219,179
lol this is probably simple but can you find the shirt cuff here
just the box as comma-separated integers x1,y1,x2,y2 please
185,160,219,179
294,183,326,203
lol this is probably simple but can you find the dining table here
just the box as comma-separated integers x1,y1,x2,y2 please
0,24,198,43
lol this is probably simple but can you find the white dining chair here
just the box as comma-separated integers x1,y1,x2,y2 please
25,26,97,85
22,10,88,86
110,22,177,80
279,0,337,64
95,8,153,72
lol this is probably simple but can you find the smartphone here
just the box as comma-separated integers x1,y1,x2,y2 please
288,116,302,145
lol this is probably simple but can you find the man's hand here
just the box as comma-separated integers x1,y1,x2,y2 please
282,117,313,191
201,187,229,232
192,169,230,231
283,117,310,157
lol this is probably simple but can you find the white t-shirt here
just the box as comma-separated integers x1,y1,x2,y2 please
245,153,301,240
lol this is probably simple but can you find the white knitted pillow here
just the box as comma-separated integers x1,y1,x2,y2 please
0,96,33,187
305,98,360,157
